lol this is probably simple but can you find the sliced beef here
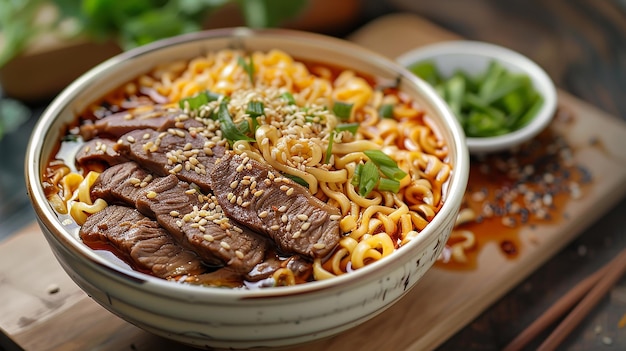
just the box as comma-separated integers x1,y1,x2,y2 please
92,162,267,274
80,107,203,141
247,252,313,285
90,161,148,206
76,138,128,169
209,153,342,258
114,128,225,192
80,205,206,279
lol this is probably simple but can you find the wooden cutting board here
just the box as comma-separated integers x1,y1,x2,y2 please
2,14,626,351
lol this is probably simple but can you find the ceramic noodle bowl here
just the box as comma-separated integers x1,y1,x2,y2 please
25,28,469,349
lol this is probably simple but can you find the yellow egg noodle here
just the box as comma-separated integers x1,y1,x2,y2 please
51,49,452,283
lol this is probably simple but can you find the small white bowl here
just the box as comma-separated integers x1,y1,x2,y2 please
397,40,557,154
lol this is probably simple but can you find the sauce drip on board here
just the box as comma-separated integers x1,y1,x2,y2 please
438,108,594,270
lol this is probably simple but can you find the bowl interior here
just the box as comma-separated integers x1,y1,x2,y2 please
396,40,557,154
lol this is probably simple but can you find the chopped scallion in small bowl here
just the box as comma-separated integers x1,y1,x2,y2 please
397,40,557,154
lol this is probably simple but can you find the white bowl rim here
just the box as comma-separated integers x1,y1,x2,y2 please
396,40,558,154
26,27,469,300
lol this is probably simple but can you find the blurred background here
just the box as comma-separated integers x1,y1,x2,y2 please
0,2,624,349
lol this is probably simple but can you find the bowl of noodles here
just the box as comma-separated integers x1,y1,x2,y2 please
25,28,469,349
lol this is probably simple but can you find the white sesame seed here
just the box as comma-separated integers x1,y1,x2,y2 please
254,190,264,197
278,206,287,212
296,214,308,221
203,234,214,242
280,185,289,191
301,222,311,231
313,243,326,249
286,188,294,196
126,135,136,143
170,210,179,217
220,242,231,250
235,250,244,259
146,191,157,199
281,214,288,223
230,180,239,189
292,231,301,239
330,215,341,220
270,225,280,230
258,211,268,218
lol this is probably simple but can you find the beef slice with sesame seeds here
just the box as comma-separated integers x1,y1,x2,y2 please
209,153,342,258
92,161,267,274
114,128,225,193
80,107,203,141
91,161,149,206
75,138,129,168
80,204,207,279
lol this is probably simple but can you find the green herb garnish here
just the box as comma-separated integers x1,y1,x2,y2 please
179,90,221,111
237,55,255,84
246,101,265,117
409,60,544,137
377,178,401,193
357,161,380,197
282,173,308,187
325,131,335,164
363,149,407,181
335,123,360,135
379,103,394,119
332,101,353,120
217,100,255,145
280,92,296,105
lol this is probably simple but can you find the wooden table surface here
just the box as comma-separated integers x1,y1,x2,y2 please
1,1,625,351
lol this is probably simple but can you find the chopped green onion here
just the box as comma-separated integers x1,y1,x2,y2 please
179,91,221,111
281,92,296,105
444,73,466,119
378,164,408,181
352,163,362,186
325,131,335,164
409,60,441,86
363,149,408,181
237,119,251,134
335,122,359,135
282,173,308,187
237,55,255,84
379,103,394,118
407,59,544,138
358,161,379,197
62,134,79,142
217,100,255,145
246,101,265,117
377,178,400,193
513,94,543,129
332,101,353,120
